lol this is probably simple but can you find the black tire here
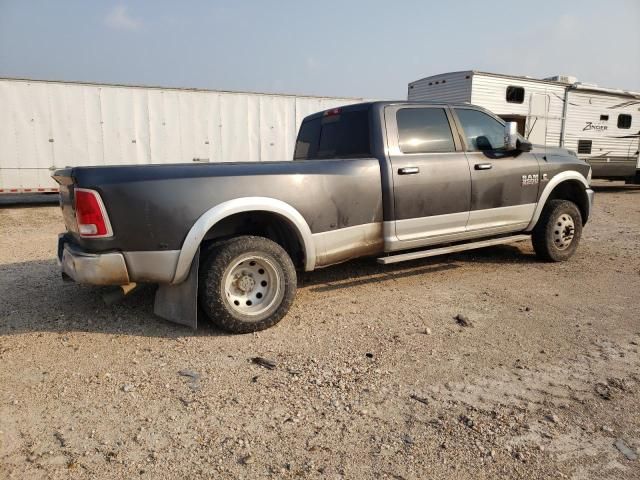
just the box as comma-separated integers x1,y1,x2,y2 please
198,235,297,333
532,199,583,262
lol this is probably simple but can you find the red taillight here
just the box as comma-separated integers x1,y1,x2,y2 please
74,189,112,237
323,108,341,117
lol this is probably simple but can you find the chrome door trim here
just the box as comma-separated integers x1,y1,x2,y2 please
385,203,540,252
467,203,536,231
393,211,469,242
385,220,530,252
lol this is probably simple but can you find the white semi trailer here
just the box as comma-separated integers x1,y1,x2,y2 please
0,77,365,193
408,71,640,181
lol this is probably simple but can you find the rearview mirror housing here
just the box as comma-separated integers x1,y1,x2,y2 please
517,138,533,152
503,121,533,152
504,122,518,151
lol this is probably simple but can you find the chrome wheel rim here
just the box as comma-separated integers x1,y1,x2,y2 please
553,213,575,250
223,255,281,316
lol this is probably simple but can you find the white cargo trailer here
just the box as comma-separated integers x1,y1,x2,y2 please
408,71,640,180
0,77,366,193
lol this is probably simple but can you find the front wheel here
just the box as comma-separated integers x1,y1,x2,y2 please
199,236,297,333
532,199,583,262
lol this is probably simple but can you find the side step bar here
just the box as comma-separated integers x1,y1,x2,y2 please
377,234,531,265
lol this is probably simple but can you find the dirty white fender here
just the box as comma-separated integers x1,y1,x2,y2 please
172,197,315,284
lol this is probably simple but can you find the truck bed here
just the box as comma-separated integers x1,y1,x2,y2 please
53,159,384,254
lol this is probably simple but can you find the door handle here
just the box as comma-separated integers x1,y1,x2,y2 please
398,167,420,175
474,163,493,170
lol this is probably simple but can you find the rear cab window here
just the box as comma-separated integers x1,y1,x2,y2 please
294,108,371,160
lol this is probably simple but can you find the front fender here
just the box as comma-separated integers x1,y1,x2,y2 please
526,171,590,231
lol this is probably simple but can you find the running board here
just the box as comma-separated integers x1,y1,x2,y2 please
377,234,531,265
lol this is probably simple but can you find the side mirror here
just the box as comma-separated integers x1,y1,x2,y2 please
504,122,518,151
517,138,533,152
476,136,493,151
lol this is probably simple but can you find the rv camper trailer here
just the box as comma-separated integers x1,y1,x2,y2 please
408,71,640,181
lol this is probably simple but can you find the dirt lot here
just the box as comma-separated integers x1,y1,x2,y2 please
1,182,639,479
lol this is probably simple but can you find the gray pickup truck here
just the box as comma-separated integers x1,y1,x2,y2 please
54,101,594,333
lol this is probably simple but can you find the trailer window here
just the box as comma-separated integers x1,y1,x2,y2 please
294,110,371,160
577,140,592,154
600,114,609,121
506,86,525,104
396,108,455,154
617,114,632,129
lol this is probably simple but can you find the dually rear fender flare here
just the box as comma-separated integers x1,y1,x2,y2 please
171,197,315,284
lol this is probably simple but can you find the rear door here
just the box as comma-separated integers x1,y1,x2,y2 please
385,105,471,244
452,107,540,233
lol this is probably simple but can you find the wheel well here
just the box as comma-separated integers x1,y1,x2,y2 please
546,180,589,224
201,211,305,268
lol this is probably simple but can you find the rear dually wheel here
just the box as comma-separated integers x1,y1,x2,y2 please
198,236,297,333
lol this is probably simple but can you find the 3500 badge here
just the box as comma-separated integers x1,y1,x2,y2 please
521,174,539,186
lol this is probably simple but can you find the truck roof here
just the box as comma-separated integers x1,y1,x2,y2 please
302,100,477,122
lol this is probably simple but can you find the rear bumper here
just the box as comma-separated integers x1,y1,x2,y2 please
58,235,130,285
57,234,181,285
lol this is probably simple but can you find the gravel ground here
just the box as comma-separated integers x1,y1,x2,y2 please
1,181,639,479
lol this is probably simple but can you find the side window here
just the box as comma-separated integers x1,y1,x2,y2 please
618,114,632,129
317,111,370,158
293,110,371,160
396,108,455,154
294,120,321,159
506,86,525,104
455,109,505,151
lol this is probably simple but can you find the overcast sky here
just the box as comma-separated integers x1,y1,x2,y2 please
1,0,638,99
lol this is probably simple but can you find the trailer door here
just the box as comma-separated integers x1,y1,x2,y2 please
527,93,550,145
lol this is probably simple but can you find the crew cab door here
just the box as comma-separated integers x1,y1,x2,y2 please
452,107,540,233
385,105,471,247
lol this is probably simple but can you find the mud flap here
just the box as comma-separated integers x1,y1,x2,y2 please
153,247,199,329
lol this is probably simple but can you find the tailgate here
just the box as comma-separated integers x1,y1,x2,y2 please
52,169,79,234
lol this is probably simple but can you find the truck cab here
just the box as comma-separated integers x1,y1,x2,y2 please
294,102,592,256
